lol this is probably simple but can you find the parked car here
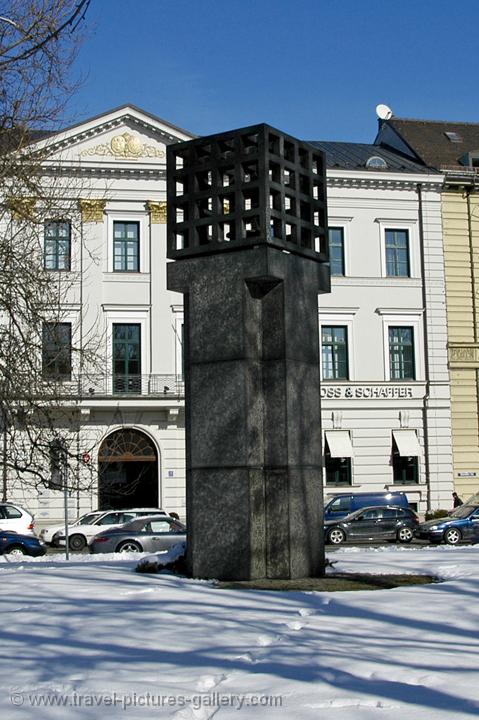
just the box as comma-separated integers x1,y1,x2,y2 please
0,503,35,535
39,510,106,546
324,492,409,522
0,530,46,557
325,505,419,545
415,504,479,545
89,515,186,554
52,508,168,551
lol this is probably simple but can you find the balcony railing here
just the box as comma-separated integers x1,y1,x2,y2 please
53,374,185,398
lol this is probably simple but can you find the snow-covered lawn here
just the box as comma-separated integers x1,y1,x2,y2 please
1,545,478,719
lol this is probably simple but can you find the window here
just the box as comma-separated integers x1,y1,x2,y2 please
391,429,420,484
150,520,174,533
322,326,348,380
392,446,419,484
360,509,382,520
79,513,101,525
389,327,415,380
121,513,136,524
112,323,141,393
324,433,353,487
42,322,72,380
2,505,22,519
327,496,352,513
328,227,345,276
365,156,388,169
97,512,123,526
444,131,462,143
113,221,140,272
385,229,409,277
44,221,71,270
325,454,351,486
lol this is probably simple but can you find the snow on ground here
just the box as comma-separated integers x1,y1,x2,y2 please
0,545,478,719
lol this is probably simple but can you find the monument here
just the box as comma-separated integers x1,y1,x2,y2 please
166,124,330,579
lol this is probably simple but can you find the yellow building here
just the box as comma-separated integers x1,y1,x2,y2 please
376,116,479,501
443,185,479,499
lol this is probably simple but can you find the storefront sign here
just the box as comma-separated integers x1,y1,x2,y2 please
321,385,414,400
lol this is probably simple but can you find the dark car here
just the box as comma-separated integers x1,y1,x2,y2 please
325,505,419,545
415,504,479,545
0,530,47,557
89,515,186,554
324,491,409,522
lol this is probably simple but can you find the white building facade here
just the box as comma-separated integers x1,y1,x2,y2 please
10,106,192,523
8,109,454,523
313,144,453,513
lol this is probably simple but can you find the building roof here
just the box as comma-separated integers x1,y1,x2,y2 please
308,140,436,174
55,103,196,141
375,117,479,170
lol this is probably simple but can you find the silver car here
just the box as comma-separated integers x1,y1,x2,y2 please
89,515,186,554
53,508,167,550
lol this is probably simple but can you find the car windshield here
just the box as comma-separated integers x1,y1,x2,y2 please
73,512,102,526
449,505,477,519
463,492,479,505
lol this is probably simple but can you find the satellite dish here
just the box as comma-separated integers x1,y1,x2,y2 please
376,104,393,120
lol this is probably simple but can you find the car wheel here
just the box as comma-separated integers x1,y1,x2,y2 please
444,527,462,545
116,540,143,553
328,528,346,545
4,545,26,557
68,534,87,551
397,527,413,543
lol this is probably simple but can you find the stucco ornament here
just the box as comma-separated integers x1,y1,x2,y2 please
81,132,166,159
79,199,106,223
146,201,167,224
449,346,477,362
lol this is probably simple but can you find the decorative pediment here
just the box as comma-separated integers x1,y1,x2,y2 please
30,105,194,169
80,131,166,160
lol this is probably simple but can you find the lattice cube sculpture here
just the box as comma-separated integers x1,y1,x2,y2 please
167,123,328,264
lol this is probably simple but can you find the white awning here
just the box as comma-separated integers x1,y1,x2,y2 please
325,431,353,458
392,429,421,457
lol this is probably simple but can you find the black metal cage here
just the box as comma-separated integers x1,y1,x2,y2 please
167,123,328,263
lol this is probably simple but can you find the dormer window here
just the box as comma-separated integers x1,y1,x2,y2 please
366,155,388,169
459,151,479,168
444,131,463,143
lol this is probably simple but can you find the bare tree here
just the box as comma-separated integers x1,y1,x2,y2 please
0,1,95,500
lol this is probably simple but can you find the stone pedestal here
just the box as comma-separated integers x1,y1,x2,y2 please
168,245,329,579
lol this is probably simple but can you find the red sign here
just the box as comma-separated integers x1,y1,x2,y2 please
82,452,91,464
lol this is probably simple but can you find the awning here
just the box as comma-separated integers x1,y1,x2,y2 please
392,429,421,457
325,431,353,458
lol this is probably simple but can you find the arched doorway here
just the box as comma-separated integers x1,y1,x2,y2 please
98,429,159,509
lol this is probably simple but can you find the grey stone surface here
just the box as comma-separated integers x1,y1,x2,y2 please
168,245,329,580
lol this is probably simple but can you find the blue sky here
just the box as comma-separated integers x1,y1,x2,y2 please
69,0,479,143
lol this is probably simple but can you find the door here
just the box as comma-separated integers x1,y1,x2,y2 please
348,508,385,540
113,324,141,393
375,507,400,538
466,509,479,540
98,429,159,510
143,519,186,552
